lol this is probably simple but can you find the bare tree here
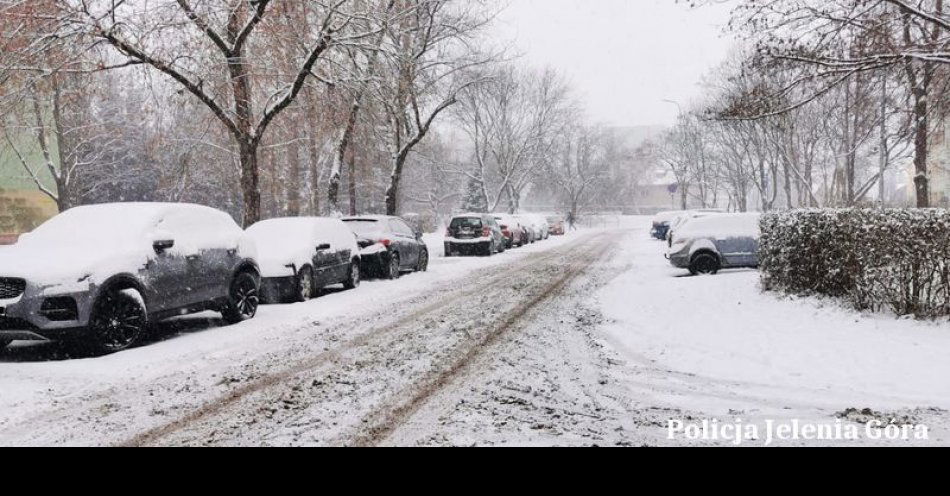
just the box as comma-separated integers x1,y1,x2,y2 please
373,0,496,216
40,0,381,225
453,65,573,213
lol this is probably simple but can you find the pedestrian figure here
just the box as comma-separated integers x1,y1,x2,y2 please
567,211,577,231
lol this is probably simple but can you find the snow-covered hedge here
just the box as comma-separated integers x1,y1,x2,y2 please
760,209,950,319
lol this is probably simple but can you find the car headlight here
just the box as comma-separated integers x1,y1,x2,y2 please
671,239,690,251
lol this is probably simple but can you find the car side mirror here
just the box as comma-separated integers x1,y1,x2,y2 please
414,230,423,240
316,244,331,252
153,239,175,254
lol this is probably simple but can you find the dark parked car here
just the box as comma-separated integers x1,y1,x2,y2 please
343,216,429,279
0,203,260,354
246,218,361,303
667,213,761,275
445,214,506,257
651,210,684,240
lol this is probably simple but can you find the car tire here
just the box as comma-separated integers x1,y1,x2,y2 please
223,272,260,324
481,243,493,257
88,288,148,354
343,261,361,289
416,250,429,272
385,253,401,280
0,338,11,351
293,266,315,303
690,253,721,276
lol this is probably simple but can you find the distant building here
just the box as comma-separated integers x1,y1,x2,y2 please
635,168,681,214
930,119,950,207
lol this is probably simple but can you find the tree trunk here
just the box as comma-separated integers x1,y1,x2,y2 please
287,141,302,216
385,151,409,216
328,99,360,213
238,140,261,226
912,86,931,208
348,152,358,216
228,34,259,225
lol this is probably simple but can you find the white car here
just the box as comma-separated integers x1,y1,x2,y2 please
246,218,361,303
528,214,551,240
667,213,761,275
515,214,549,242
666,211,722,247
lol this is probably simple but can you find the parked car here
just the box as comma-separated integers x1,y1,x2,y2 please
667,213,761,275
547,215,566,236
515,214,548,242
0,203,260,354
343,216,428,279
493,214,527,249
651,210,685,240
666,211,721,247
530,214,551,240
246,218,360,304
444,214,506,257
512,215,537,244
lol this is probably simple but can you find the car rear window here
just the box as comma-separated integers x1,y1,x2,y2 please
344,220,385,237
451,217,483,229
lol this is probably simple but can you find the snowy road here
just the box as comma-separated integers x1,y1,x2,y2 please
2,218,948,446
1,229,648,446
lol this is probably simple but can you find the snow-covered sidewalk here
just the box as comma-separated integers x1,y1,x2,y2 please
598,218,950,446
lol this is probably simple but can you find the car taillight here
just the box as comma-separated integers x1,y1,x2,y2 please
381,239,392,247
502,229,511,237
482,227,491,237
445,228,452,237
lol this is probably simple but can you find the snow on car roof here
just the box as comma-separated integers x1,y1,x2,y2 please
26,203,219,245
678,213,761,238
654,210,688,223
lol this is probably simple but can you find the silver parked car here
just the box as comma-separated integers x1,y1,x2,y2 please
667,213,761,275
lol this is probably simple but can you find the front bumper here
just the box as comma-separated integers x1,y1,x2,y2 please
667,248,691,269
260,276,298,304
0,282,95,341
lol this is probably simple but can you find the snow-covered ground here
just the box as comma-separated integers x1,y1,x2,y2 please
0,231,583,446
3,217,947,446
598,217,950,446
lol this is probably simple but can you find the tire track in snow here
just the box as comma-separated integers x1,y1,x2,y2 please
121,232,611,447
344,235,617,447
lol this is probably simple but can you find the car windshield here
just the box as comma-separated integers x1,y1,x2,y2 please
344,220,386,237
451,217,483,229
22,205,158,249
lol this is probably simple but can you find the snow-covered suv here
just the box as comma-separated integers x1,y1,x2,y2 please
667,213,761,275
0,203,260,354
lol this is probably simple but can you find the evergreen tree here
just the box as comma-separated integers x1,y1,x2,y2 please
460,175,488,213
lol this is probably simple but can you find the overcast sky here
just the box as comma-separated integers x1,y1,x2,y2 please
494,0,735,128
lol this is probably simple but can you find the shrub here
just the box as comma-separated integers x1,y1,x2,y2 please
760,209,950,319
